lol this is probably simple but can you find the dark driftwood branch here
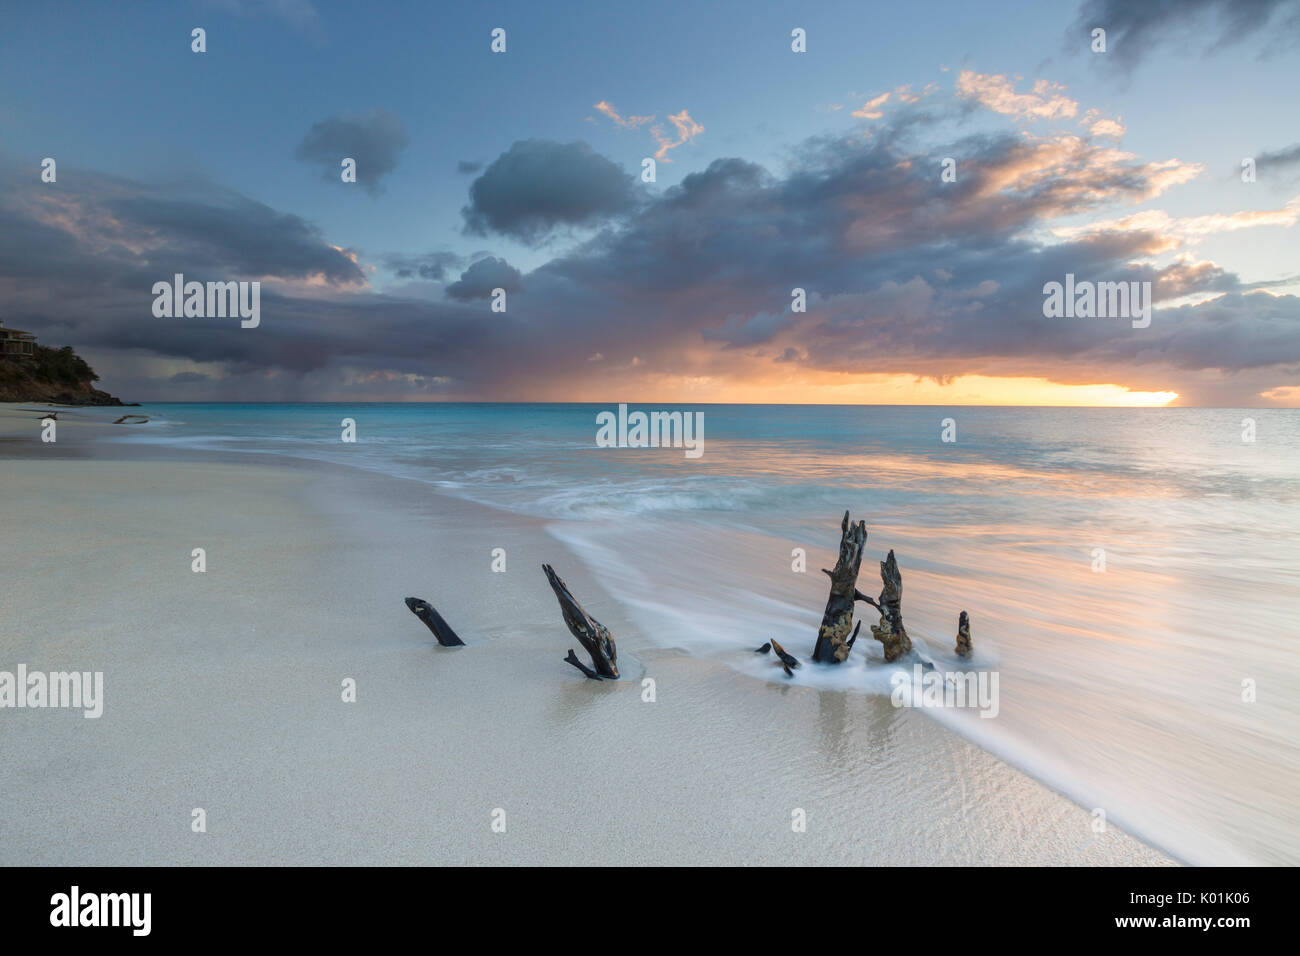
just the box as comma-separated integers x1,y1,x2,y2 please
869,550,914,662
770,638,800,676
543,564,619,679
854,589,881,612
756,638,800,677
564,649,602,679
404,597,466,646
845,619,862,652
811,511,868,663
954,611,972,658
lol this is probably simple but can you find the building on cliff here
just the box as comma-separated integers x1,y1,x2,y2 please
0,320,37,358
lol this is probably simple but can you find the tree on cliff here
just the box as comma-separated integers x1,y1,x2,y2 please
31,345,100,387
0,343,125,405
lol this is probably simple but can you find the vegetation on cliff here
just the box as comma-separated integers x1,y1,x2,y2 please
0,344,129,405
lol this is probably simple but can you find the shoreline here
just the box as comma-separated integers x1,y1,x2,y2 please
0,410,1176,864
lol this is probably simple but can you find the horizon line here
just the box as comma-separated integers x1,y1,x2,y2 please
112,400,1287,410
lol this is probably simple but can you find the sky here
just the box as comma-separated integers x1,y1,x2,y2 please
1,0,1298,405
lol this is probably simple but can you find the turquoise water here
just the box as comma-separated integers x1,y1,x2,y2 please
113,403,1300,863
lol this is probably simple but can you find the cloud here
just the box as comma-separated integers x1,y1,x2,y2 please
461,139,639,244
1053,197,1300,247
384,251,464,281
851,92,892,120
593,101,702,162
1254,142,1300,177
1080,108,1125,138
444,256,522,300
593,101,654,128
294,108,408,197
652,110,705,161
4,77,1299,406
851,85,935,119
1072,0,1300,68
956,71,1079,120
1,169,364,289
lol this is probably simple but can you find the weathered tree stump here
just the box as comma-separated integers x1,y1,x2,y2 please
811,511,869,663
869,550,913,662
543,563,619,679
954,610,972,658
404,597,467,647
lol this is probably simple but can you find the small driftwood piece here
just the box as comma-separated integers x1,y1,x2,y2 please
811,511,871,663
954,611,972,658
543,564,619,680
756,637,802,677
869,551,914,662
404,597,466,646
770,638,801,676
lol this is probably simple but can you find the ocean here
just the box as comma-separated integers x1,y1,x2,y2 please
109,402,1300,864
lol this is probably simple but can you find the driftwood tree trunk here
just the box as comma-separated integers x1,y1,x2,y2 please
543,564,619,679
811,511,869,663
869,550,913,662
954,611,972,658
801,512,972,666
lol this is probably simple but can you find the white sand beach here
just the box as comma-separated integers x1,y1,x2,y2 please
0,406,1174,865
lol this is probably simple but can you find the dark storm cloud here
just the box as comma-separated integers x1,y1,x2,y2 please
106,192,365,282
0,168,363,287
1072,0,1300,68
1087,290,1300,372
294,108,408,196
445,256,522,300
3,104,1298,403
0,163,366,377
506,124,1299,389
533,127,1190,313
461,139,640,244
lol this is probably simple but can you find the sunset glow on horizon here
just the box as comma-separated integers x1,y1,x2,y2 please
486,374,1182,407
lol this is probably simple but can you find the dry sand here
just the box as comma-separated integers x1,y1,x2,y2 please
0,415,1175,864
